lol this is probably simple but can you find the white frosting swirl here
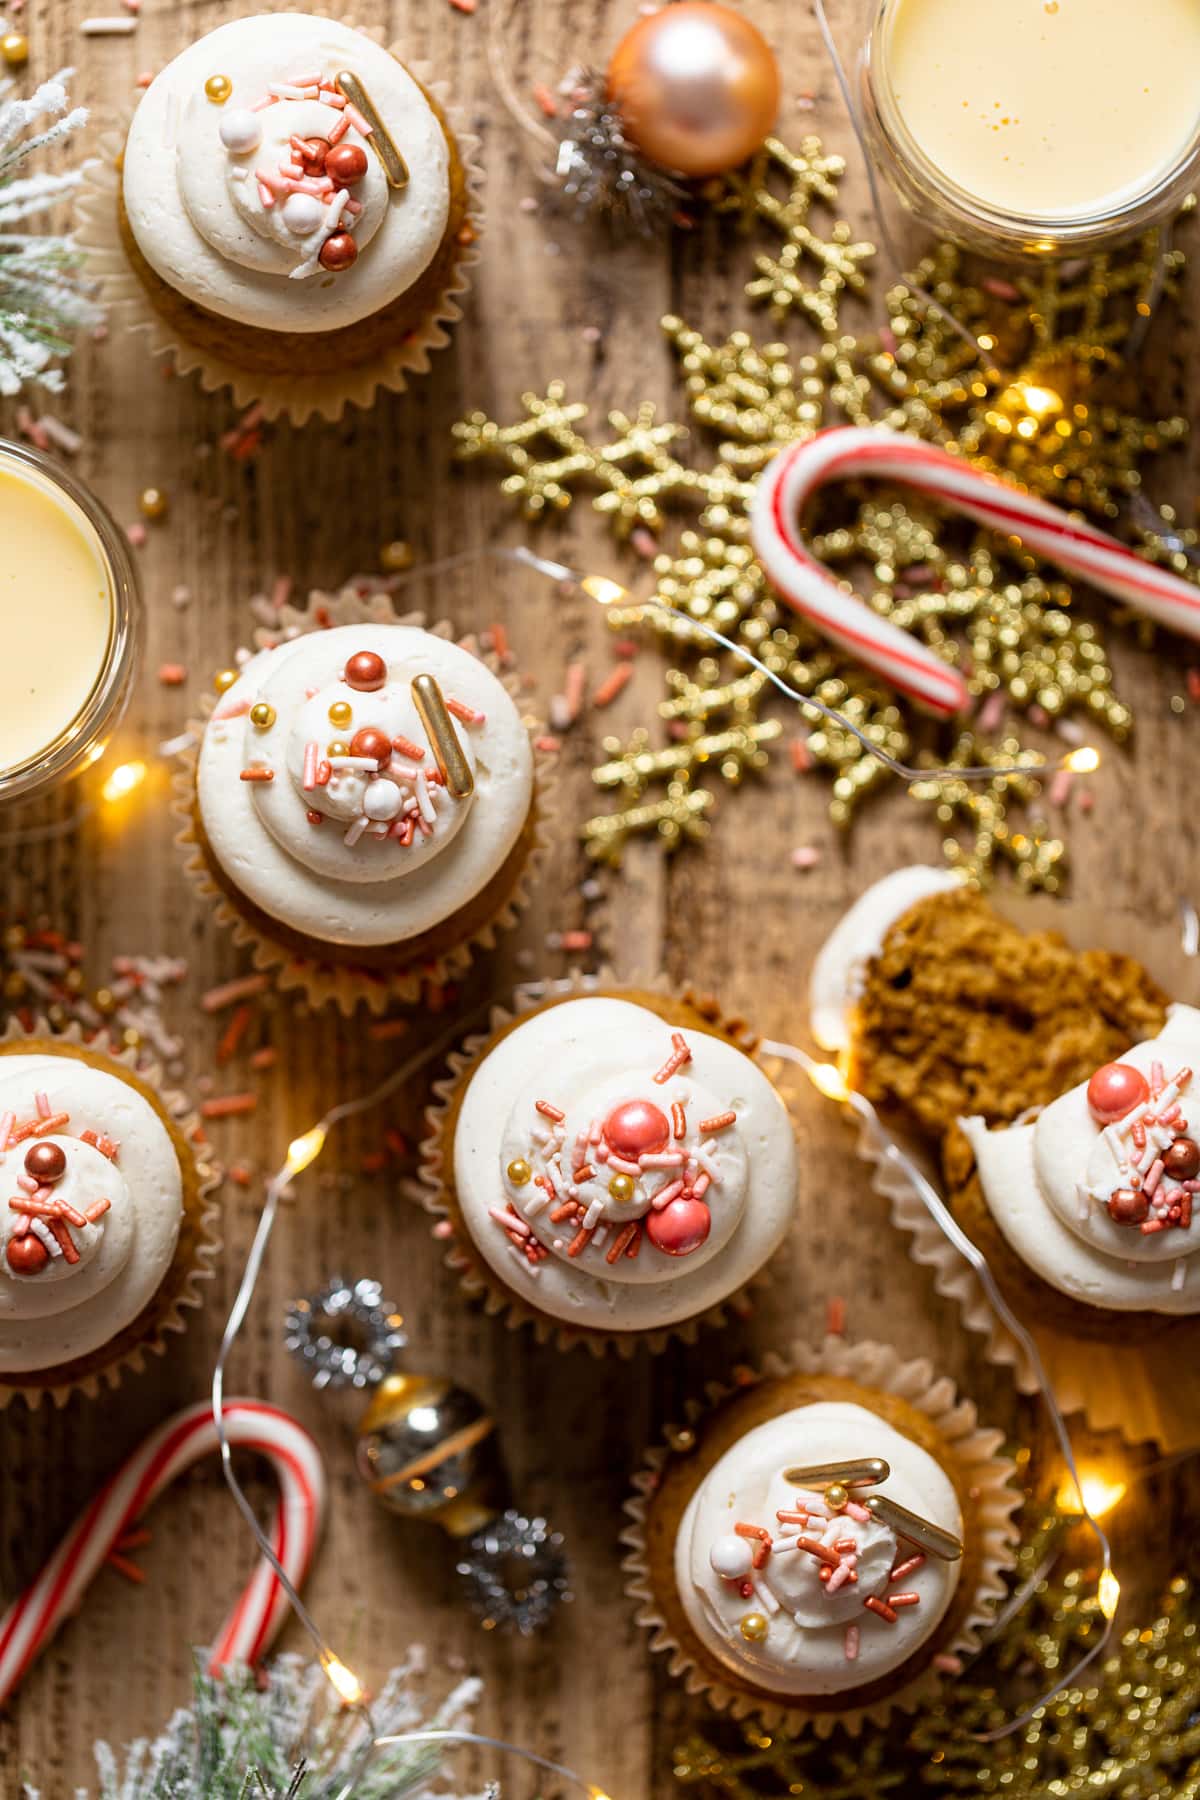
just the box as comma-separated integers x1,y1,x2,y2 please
962,1004,1200,1313
122,14,452,332
0,1054,183,1371
808,866,964,1052
675,1402,962,1696
198,626,534,951
454,997,798,1332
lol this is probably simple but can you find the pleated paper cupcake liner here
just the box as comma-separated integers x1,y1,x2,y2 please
172,591,557,1016
75,25,482,423
417,971,793,1357
621,1334,1021,1737
0,1019,222,1410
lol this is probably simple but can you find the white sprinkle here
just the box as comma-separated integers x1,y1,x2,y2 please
751,1575,779,1615
81,14,138,32
343,817,369,847
37,416,82,455
328,755,379,772
324,185,350,232
268,82,312,98
415,770,437,824
1173,1259,1187,1291
508,1244,539,1278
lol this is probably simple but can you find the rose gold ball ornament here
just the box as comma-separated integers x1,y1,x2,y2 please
318,231,358,272
606,1,780,179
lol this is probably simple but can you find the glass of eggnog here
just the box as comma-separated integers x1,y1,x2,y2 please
0,440,140,804
861,0,1200,255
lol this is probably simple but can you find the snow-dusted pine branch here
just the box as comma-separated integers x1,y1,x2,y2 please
0,67,100,396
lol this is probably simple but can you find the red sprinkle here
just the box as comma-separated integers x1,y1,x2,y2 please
592,663,635,708
200,1093,258,1119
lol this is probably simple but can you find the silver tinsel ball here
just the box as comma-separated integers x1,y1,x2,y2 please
554,69,684,234
456,1510,571,1635
283,1277,407,1391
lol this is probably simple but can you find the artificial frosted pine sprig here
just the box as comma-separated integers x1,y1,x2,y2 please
0,67,101,396
23,1650,493,1800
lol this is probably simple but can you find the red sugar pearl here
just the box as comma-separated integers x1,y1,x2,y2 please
1087,1062,1149,1125
24,1140,66,1183
1107,1186,1149,1226
603,1098,670,1159
344,651,386,692
6,1233,48,1275
646,1195,711,1257
319,232,358,272
349,726,393,768
324,142,368,185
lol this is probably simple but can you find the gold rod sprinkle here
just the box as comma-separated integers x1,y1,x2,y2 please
865,1493,963,1561
337,69,409,189
784,1458,891,1489
411,673,474,800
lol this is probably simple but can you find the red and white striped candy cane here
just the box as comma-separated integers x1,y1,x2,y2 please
0,1399,325,1704
750,424,1200,716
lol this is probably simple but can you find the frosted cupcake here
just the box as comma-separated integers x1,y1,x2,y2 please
0,1035,218,1403
105,13,477,418
421,988,798,1351
181,622,540,1012
624,1340,1018,1732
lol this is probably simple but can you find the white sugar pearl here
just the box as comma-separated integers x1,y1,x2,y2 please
363,778,404,822
218,108,262,155
281,192,325,236
709,1533,754,1580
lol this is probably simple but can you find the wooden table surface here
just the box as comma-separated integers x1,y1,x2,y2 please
2,1,1200,1794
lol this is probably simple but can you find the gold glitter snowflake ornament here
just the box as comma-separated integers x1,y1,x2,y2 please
456,137,1196,891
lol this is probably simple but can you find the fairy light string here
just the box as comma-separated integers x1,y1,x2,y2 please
209,1017,489,1711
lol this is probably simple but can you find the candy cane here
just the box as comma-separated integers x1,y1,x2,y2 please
0,1399,325,1704
750,424,1200,716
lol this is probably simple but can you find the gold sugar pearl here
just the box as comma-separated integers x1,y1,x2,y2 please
205,73,232,104
327,739,349,757
608,1173,636,1203
381,539,413,573
122,1026,141,1049
825,1483,849,1513
506,1158,532,1187
1,33,28,68
214,668,239,694
64,968,85,995
666,1425,696,1453
3,923,25,952
139,486,168,521
328,700,353,728
739,1612,769,1642
2,971,25,1001
250,702,276,730
94,987,116,1014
